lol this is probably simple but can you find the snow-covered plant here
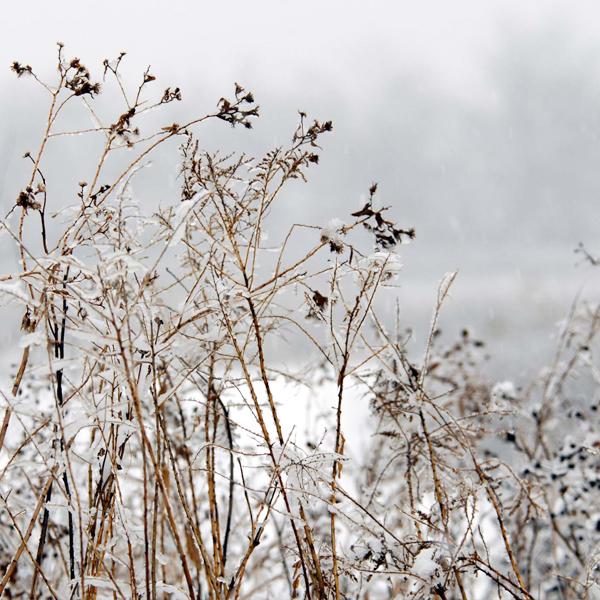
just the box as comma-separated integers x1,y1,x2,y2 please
2,45,600,600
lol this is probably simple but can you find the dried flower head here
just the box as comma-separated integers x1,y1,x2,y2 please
321,218,346,253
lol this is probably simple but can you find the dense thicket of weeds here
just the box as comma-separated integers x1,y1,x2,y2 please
1,45,600,600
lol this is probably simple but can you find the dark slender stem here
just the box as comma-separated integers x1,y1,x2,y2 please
219,397,235,568
29,481,54,599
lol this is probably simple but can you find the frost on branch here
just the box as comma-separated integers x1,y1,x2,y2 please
2,46,600,600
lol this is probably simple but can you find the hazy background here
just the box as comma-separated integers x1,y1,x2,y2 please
2,0,600,381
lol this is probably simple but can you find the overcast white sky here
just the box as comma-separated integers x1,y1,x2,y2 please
1,1,596,98
2,0,600,378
